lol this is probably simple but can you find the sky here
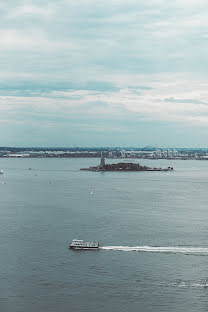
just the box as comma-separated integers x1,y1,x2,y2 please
2,0,208,147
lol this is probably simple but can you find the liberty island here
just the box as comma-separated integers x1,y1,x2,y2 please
80,152,174,172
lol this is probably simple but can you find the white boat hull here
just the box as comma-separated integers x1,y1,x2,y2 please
69,246,99,250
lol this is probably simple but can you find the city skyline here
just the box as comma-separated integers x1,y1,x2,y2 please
2,1,208,147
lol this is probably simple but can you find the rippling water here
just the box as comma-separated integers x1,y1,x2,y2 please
1,158,208,312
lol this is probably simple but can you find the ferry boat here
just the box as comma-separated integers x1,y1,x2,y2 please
69,239,100,250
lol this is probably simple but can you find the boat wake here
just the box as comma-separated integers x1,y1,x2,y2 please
176,282,208,288
101,246,208,255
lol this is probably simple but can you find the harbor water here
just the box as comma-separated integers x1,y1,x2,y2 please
1,158,208,312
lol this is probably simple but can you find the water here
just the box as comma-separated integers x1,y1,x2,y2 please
1,158,208,311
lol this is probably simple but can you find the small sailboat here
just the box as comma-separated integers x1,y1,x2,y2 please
204,280,208,288
90,189,94,195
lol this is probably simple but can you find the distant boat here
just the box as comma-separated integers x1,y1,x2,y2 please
90,189,94,195
69,239,100,250
0,170,3,174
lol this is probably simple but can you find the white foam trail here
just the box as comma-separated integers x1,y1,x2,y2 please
191,283,208,288
101,246,208,255
177,282,208,288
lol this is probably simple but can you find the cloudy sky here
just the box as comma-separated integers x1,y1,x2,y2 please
2,0,208,147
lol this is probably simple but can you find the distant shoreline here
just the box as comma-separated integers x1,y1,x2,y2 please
0,147,208,160
1,155,208,160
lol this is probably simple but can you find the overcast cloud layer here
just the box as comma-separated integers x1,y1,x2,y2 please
1,0,208,147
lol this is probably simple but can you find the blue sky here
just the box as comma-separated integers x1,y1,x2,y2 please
2,0,208,147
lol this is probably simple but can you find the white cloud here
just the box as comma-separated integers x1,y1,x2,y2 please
1,0,208,145
1,74,208,128
0,29,78,52
5,2,56,19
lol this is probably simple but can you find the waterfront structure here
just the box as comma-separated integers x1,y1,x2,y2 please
100,152,105,167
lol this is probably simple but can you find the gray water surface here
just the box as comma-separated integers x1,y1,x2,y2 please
1,158,208,312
